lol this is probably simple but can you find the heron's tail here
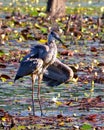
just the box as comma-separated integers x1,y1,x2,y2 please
14,75,23,82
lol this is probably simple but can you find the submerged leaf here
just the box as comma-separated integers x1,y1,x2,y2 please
0,50,5,56
38,12,47,17
86,114,97,121
40,27,47,33
11,125,26,130
80,123,92,130
8,81,14,85
58,121,64,126
34,23,41,29
39,39,47,43
0,64,6,68
2,117,6,122
0,74,11,82
55,101,63,106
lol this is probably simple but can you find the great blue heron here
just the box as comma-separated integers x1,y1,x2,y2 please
14,31,74,116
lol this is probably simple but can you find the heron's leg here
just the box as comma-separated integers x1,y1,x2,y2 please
31,74,36,116
38,73,43,116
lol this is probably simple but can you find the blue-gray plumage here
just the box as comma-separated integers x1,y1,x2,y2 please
43,58,73,86
14,31,63,81
14,31,67,116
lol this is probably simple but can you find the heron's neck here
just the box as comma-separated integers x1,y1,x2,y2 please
48,39,55,44
47,40,56,48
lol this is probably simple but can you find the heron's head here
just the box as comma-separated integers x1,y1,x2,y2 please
48,31,63,44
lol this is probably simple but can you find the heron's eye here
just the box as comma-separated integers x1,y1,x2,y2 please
51,31,54,35
51,32,58,38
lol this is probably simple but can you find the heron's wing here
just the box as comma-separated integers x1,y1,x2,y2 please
43,59,74,86
14,44,49,81
30,44,49,59
14,53,43,81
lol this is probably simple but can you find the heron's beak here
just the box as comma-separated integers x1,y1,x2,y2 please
58,38,64,44
55,35,64,44
55,35,68,48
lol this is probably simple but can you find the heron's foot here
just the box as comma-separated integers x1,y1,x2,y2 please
32,106,35,115
32,104,35,116
33,112,35,116
41,112,45,117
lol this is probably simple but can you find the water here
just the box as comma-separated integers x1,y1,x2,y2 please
0,0,104,127
0,43,104,120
